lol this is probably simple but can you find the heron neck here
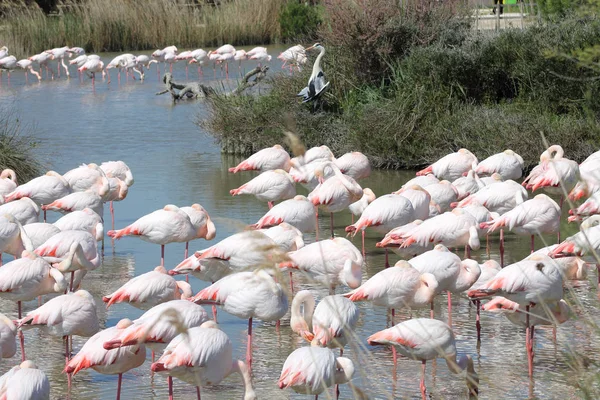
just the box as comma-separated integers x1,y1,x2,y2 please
311,47,325,78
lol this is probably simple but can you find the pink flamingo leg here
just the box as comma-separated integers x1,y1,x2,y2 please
268,201,274,209
116,373,123,400
476,300,481,342
330,213,334,238
430,302,434,319
289,271,294,296
161,245,165,267
385,248,390,268
531,235,535,254
0,253,2,267
420,360,427,400
362,230,365,257
500,228,505,268
212,305,218,322
43,208,47,223
558,196,564,243
18,301,25,361
65,335,72,389
246,317,253,370
110,201,115,231
526,305,533,377
196,386,200,400
447,291,452,328
185,65,188,80
168,375,174,400
185,242,189,283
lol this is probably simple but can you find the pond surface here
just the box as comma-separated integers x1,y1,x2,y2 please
0,45,597,400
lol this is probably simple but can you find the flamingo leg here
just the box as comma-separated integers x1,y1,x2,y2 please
330,212,334,238
430,302,434,319
18,301,25,361
268,201,274,209
476,300,481,342
185,242,190,283
447,291,452,328
385,248,390,268
65,335,72,389
558,196,563,243
186,65,189,79
289,271,294,296
465,244,471,259
43,208,47,223
361,230,365,257
117,373,123,400
526,305,533,377
110,201,115,231
168,375,173,400
500,228,505,268
315,212,319,241
152,350,155,362
161,245,165,267
212,305,218,322
196,386,201,400
420,360,427,400
246,317,253,371
486,233,490,258
531,235,535,254
69,271,75,292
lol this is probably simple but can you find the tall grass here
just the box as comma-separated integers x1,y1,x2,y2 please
0,0,283,57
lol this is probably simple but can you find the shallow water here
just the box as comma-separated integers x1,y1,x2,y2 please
0,45,598,399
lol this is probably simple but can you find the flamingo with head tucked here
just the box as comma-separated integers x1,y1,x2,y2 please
475,149,524,180
229,145,291,173
416,149,478,181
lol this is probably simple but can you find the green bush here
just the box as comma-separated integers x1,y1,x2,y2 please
279,1,322,41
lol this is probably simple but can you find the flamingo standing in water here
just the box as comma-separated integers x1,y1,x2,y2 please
180,204,216,258
175,50,193,78
278,45,307,71
5,171,71,220
468,255,563,376
151,321,257,400
569,150,600,201
54,208,104,242
0,214,33,264
250,195,316,233
29,52,54,80
422,181,459,216
367,318,478,400
409,245,481,326
63,163,109,195
278,344,355,399
79,56,105,86
230,169,296,209
308,162,363,238
233,50,247,74
45,46,70,78
107,205,203,266
16,289,100,387
23,223,61,250
210,44,235,78
189,49,208,79
0,314,16,362
65,320,146,400
348,188,376,225
0,360,50,399
189,270,288,371
100,160,134,229
280,237,363,293
416,149,478,181
345,193,415,262
334,152,371,180
16,59,41,83
0,197,40,225
42,191,104,219
481,194,561,253
0,56,17,84
259,223,304,252
475,149,524,180
103,266,193,310
290,290,359,351
376,220,433,258
393,185,431,221
0,250,67,360
569,191,600,222
229,144,292,173
467,259,502,341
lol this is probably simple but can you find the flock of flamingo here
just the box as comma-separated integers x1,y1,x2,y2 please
0,140,597,400
0,43,307,86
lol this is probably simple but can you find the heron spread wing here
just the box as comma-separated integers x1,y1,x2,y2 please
298,72,330,103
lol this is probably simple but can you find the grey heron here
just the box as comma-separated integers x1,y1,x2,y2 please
297,43,330,106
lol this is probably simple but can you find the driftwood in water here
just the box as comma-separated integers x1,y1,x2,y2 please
156,66,270,102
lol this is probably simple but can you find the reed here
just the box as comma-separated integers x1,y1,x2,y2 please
0,0,284,58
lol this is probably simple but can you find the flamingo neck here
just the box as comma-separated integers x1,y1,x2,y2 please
334,356,354,384
230,360,256,400
290,291,315,334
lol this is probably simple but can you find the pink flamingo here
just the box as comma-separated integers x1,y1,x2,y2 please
190,270,288,370
333,152,371,180
42,191,104,219
249,50,271,67
175,50,193,78
189,49,208,79
65,320,146,400
409,245,480,325
54,208,104,242
16,59,40,83
345,193,415,261
376,220,433,258
569,191,600,222
452,169,483,200
468,255,563,376
246,47,268,60
569,150,600,201
216,52,235,78
5,171,71,220
0,251,67,360
0,198,40,225
103,300,209,366
78,56,105,86
180,204,216,258
528,245,587,281
0,214,32,264
103,266,193,310
100,160,134,229
230,169,296,209
209,44,236,78
151,321,256,400
368,318,478,400
250,195,316,233
278,45,307,72
278,344,355,399
402,174,439,189
290,160,335,191
0,56,17,84
453,179,528,214
308,162,363,238
0,169,17,196
63,163,109,195
468,259,502,341
475,149,524,180
22,223,61,250
279,237,363,293
103,177,128,230
16,289,100,387
0,314,16,361
550,216,600,258
229,144,291,173
0,360,50,399
259,222,304,252
481,194,560,253
291,145,335,167
45,46,70,78
422,180,458,216
107,205,203,266
291,290,359,351
348,188,376,224
393,185,431,221
29,52,54,80
233,50,247,74
416,149,478,181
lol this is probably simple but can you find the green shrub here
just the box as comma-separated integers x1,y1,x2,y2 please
278,1,322,41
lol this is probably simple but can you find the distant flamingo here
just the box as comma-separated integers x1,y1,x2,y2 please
345,194,415,261
190,270,288,370
279,237,363,293
468,255,563,376
0,198,40,225
416,149,478,181
131,55,157,80
65,320,146,400
246,47,268,60
16,289,100,387
481,194,560,253
278,344,355,398
308,162,363,238
29,52,55,80
409,245,481,326
0,360,50,399
103,266,193,310
151,321,256,400
475,149,524,180
291,290,359,351
189,49,209,79
175,50,193,78
79,56,105,86
367,318,478,399
233,50,247,74
229,145,291,173
0,56,17,84
216,52,235,78
107,205,202,266
250,195,316,233
46,46,70,77
230,169,296,209
333,152,371,180
69,54,89,81
16,59,40,83
402,174,439,189
291,145,335,168
278,45,307,71
210,45,236,78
